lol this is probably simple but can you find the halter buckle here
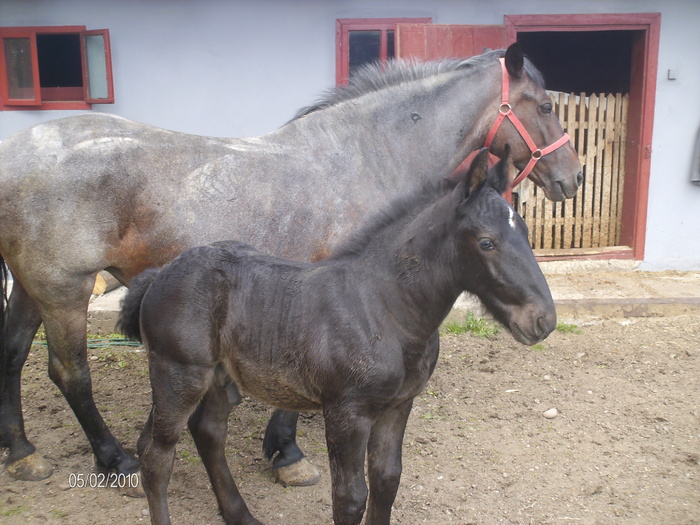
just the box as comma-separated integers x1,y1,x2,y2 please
532,149,543,160
498,103,511,115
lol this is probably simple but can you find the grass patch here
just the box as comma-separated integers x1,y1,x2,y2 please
556,322,582,334
0,506,28,517
179,450,201,464
441,312,500,338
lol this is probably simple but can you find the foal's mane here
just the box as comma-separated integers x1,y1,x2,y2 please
293,49,544,120
327,178,457,261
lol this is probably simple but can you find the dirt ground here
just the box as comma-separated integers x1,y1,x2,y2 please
1,313,698,525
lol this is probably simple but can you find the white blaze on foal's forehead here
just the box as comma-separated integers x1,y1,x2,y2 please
507,205,516,230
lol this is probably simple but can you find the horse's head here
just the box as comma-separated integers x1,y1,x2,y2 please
453,147,556,345
483,44,583,201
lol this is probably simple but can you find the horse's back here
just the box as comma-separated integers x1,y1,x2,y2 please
0,113,240,182
0,114,260,279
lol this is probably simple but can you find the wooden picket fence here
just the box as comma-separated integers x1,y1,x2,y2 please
513,91,629,254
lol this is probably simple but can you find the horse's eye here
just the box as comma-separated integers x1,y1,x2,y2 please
479,238,496,251
540,103,553,115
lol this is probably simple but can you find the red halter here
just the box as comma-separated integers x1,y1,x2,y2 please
456,57,571,189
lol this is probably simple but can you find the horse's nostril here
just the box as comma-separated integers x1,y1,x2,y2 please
576,171,584,187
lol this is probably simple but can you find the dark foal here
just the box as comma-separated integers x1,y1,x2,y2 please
119,148,556,525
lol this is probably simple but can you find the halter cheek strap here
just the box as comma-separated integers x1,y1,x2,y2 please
482,58,571,188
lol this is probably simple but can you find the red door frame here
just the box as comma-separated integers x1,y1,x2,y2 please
505,13,661,261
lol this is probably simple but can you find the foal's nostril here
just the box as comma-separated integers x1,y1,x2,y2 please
576,171,584,187
536,316,552,338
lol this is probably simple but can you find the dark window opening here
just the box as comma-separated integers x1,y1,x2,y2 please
518,31,634,94
349,31,380,76
37,33,82,88
348,30,395,78
387,30,395,59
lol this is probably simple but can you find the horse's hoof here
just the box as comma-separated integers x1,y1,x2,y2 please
119,471,146,498
6,451,53,481
274,457,320,487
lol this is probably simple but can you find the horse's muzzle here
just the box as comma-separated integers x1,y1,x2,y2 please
509,308,556,346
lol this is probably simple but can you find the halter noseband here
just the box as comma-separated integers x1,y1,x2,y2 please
479,57,571,188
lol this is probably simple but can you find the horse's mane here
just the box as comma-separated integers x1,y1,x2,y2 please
327,177,457,261
292,49,544,120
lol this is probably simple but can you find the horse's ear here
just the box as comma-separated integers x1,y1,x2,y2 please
490,144,514,194
464,148,490,199
504,42,524,78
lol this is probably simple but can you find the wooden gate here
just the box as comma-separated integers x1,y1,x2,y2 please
513,91,629,255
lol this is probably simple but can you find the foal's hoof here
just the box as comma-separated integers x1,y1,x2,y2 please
274,457,320,487
6,451,53,481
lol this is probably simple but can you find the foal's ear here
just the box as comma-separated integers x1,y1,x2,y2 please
490,144,514,194
505,42,524,78
463,147,490,199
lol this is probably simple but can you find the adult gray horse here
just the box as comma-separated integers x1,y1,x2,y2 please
0,44,581,486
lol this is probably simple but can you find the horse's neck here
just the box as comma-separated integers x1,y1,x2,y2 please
373,195,466,341
268,69,498,185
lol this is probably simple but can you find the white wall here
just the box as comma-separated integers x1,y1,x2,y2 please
1,0,699,270
641,2,700,270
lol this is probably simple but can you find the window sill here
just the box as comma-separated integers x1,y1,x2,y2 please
1,101,92,111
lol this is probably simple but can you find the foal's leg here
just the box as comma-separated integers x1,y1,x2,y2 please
39,278,139,476
263,409,320,486
0,281,50,480
188,369,261,525
324,405,372,525
365,399,414,525
138,356,214,525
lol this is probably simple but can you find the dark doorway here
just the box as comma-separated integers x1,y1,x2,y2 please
506,13,661,260
518,31,634,95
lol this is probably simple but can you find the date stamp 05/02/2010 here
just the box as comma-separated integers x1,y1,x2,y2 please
67,472,140,489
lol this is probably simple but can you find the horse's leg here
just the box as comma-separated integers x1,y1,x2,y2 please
323,405,372,525
364,398,414,525
187,367,261,525
0,280,52,480
263,409,320,486
38,278,139,477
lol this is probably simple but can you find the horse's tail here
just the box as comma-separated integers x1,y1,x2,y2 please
117,267,162,342
0,255,8,348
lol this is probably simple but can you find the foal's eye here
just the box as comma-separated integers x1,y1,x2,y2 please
479,238,496,251
540,102,553,115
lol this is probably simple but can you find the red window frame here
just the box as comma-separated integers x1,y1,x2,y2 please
0,25,114,110
81,29,114,104
335,17,431,85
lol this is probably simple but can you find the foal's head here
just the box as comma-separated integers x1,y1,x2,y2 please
453,147,556,345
